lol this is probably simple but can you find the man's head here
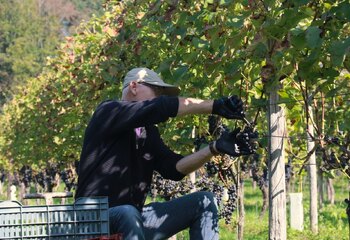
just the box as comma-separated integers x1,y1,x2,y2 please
122,68,180,100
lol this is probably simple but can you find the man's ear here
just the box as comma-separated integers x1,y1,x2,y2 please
129,81,137,95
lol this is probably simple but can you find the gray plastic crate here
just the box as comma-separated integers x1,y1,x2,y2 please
0,197,109,239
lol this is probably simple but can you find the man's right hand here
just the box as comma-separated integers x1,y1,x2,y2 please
212,95,245,120
213,127,257,157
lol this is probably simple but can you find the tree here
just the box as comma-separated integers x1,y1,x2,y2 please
0,0,104,106
0,0,349,238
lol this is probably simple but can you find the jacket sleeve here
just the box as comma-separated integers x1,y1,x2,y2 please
152,128,186,181
89,96,179,137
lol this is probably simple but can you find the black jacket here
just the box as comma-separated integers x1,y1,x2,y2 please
75,96,185,209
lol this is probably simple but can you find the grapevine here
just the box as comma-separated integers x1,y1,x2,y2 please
60,167,77,192
19,166,32,188
321,134,350,177
151,115,259,224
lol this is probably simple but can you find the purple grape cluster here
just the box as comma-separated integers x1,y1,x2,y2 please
321,134,350,175
20,166,32,188
60,168,76,191
220,184,238,224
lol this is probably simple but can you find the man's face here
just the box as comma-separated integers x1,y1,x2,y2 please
136,82,161,100
122,81,165,101
140,82,164,96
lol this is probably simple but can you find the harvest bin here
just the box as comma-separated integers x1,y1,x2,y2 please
0,196,109,239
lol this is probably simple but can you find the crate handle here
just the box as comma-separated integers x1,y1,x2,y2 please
24,192,73,205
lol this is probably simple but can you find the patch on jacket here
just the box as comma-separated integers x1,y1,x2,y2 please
143,153,153,161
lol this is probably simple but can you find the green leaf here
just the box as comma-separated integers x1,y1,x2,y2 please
219,0,233,6
320,68,339,81
344,54,350,72
173,27,187,40
299,49,321,74
158,59,173,73
253,42,268,58
226,16,244,28
331,1,350,22
290,28,306,49
278,90,289,99
224,59,243,76
325,87,339,98
299,6,314,17
263,20,285,39
323,169,336,179
329,38,350,67
251,98,268,108
292,0,309,6
173,66,188,80
306,26,322,49
192,37,209,49
279,8,309,30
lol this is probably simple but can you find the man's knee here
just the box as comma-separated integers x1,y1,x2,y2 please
109,205,143,234
109,205,141,219
195,191,218,214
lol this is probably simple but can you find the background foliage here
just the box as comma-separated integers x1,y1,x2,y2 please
0,0,349,176
0,0,349,238
0,0,104,105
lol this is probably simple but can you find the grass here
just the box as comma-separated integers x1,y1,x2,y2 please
219,176,349,240
1,175,348,239
176,175,349,240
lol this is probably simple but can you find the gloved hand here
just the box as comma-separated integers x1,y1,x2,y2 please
211,127,257,157
212,95,245,120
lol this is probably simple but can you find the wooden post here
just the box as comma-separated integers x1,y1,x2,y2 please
237,178,245,240
190,126,196,192
307,108,318,233
326,178,335,205
268,83,287,240
318,170,324,207
10,185,17,201
0,179,3,197
7,173,13,200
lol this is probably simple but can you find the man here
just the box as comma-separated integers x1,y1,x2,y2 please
75,67,255,240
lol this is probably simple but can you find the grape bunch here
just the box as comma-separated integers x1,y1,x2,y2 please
205,161,219,176
212,184,224,205
150,173,194,201
0,169,6,182
33,167,59,192
285,157,293,184
45,167,58,192
19,166,32,188
34,172,46,189
150,170,239,224
324,135,341,145
220,165,235,180
220,184,238,224
196,175,215,191
251,161,268,189
321,134,350,175
60,168,76,191
322,151,349,173
195,174,238,224
236,126,259,155
196,175,228,207
193,135,208,151
150,174,163,199
208,115,229,137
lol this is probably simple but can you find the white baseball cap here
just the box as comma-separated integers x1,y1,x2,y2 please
123,67,180,96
